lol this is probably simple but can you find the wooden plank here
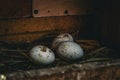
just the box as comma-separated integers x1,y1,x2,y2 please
0,15,93,42
4,59,120,80
33,0,93,17
0,16,79,35
0,0,31,19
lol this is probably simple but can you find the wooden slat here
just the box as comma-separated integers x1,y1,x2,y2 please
0,16,79,35
4,59,120,80
33,0,93,17
0,15,93,42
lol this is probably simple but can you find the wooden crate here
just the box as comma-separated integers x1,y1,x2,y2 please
0,0,120,80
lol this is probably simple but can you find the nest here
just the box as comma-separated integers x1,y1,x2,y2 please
0,33,116,74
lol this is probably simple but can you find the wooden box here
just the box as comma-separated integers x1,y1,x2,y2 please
0,0,120,80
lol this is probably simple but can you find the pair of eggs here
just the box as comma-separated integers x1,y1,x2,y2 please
30,33,84,65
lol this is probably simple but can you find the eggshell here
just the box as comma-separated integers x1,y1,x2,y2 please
52,33,73,50
30,45,55,65
57,41,84,60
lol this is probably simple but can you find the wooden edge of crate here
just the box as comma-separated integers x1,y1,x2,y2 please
2,59,120,80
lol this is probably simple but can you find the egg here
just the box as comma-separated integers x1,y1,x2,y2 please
57,41,84,60
30,45,55,65
52,33,73,50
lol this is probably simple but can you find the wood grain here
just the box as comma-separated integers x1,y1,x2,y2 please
33,0,93,17
4,59,120,80
0,15,94,42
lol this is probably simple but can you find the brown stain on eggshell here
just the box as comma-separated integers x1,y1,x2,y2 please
62,44,67,48
64,34,71,40
64,34,69,37
40,46,47,52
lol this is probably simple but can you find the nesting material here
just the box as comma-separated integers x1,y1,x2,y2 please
0,38,114,74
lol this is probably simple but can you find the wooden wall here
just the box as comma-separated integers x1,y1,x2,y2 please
0,16,93,42
0,0,94,42
0,0,119,50
32,0,93,17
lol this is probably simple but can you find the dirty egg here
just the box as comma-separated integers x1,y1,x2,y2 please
30,45,55,65
57,41,84,60
51,33,73,50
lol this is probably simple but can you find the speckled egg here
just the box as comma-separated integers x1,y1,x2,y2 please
57,41,84,60
30,45,55,65
52,33,73,50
